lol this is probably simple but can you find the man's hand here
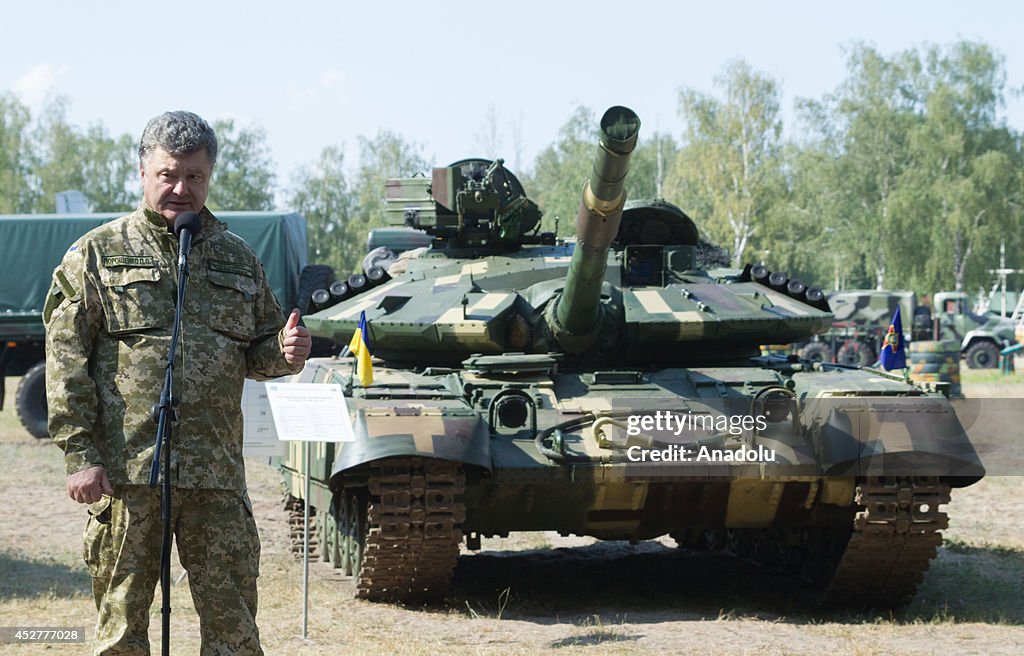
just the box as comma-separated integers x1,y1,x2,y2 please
67,466,113,504
283,308,312,365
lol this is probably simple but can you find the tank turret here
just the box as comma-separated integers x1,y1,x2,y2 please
304,105,833,363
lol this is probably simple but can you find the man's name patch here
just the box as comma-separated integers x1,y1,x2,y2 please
102,255,158,268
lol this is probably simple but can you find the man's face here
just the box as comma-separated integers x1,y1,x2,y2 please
140,147,212,225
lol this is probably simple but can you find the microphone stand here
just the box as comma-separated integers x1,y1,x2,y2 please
148,230,194,656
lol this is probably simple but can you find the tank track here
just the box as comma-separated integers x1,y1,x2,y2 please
284,495,320,560
357,457,466,601
709,476,951,607
823,477,950,607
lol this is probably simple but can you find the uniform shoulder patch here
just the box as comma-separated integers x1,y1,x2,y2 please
44,268,81,323
54,269,80,301
102,255,157,268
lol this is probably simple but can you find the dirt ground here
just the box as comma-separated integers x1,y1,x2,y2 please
1,375,1023,655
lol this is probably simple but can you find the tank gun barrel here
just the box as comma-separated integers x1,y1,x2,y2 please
552,106,640,353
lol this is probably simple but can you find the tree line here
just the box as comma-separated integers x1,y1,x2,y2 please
1,40,1020,298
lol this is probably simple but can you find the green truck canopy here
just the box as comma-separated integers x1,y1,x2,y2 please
0,211,308,338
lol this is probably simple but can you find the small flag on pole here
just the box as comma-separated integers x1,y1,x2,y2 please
879,307,907,371
348,311,373,386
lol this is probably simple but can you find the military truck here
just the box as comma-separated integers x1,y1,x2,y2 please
975,288,1020,318
797,289,1017,369
0,211,313,438
931,291,1019,367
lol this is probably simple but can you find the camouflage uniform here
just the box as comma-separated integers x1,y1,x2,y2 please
45,205,302,655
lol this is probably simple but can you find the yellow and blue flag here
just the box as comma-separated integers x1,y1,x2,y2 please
879,306,906,370
348,311,373,386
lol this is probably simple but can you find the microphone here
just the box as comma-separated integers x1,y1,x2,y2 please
173,211,203,269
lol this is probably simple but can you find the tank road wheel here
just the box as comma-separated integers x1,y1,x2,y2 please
725,529,753,558
15,361,49,439
799,341,833,363
347,490,367,579
355,457,466,602
836,340,876,367
325,498,342,569
798,527,843,588
750,530,781,567
965,341,1000,369
316,510,331,563
703,529,727,550
776,528,807,575
336,493,354,576
322,509,340,566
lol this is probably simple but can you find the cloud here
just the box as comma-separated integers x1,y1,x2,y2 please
320,70,344,91
12,63,69,108
286,69,347,111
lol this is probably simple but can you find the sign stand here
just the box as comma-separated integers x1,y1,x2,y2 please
303,440,311,639
263,382,355,641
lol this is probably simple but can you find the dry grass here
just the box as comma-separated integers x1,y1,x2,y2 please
961,361,1023,385
1,375,1023,655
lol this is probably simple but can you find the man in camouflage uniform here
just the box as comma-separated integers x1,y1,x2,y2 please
44,110,311,655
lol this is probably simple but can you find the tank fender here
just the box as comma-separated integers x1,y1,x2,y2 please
811,397,984,485
329,404,491,488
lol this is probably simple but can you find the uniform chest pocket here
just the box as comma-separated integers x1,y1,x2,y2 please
207,269,258,341
99,266,170,335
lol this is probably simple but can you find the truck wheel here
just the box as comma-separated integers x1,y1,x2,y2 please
296,265,335,315
799,342,833,363
964,341,1000,369
15,361,49,439
836,340,876,368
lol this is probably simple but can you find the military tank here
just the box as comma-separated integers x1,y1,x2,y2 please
280,106,984,607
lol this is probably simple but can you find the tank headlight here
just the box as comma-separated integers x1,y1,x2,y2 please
760,394,795,423
752,386,799,425
494,395,529,428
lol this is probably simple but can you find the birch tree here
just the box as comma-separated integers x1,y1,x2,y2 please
666,60,786,267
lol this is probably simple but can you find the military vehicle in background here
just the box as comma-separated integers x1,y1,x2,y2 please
975,288,1020,318
796,289,1017,369
0,211,312,438
973,239,1023,319
278,106,982,609
932,291,1019,367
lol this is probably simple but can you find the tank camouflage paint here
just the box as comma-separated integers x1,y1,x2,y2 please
280,106,984,607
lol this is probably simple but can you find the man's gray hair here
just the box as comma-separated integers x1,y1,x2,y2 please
138,110,218,167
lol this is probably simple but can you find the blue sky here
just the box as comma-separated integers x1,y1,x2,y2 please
3,1,1022,198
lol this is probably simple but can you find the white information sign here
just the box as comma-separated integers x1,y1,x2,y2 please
264,382,354,443
241,380,285,457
